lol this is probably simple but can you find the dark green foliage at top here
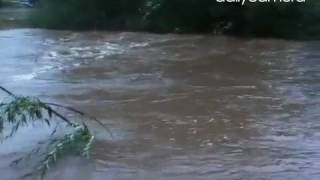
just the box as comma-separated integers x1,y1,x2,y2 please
228,2,320,39
29,0,320,39
143,0,217,33
143,0,320,38
30,0,146,30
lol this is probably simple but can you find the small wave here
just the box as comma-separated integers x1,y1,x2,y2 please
12,73,37,81
237,95,281,101
129,42,149,48
11,65,55,81
42,42,125,63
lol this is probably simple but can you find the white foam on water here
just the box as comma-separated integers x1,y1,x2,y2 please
11,65,56,81
12,73,37,81
129,42,149,48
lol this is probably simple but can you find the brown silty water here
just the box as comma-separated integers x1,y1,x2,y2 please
1,29,320,180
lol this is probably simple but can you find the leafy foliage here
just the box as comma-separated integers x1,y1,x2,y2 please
29,0,320,39
0,86,97,180
1,97,52,136
29,0,145,30
34,124,94,179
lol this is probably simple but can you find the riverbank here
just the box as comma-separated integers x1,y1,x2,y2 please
0,1,31,29
1,0,320,40
0,7,30,28
26,0,320,40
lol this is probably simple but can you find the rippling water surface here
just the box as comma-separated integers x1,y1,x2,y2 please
1,29,320,180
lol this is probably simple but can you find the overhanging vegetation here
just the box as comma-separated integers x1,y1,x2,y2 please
0,86,104,180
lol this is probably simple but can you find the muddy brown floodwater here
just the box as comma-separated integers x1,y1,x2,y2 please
1,29,320,180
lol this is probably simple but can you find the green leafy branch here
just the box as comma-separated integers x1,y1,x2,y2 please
0,86,108,179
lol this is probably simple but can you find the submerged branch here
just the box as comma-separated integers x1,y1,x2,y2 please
0,86,16,98
41,105,75,127
44,102,113,138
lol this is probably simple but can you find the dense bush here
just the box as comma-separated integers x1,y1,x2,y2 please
30,0,145,30
229,2,320,39
29,0,320,39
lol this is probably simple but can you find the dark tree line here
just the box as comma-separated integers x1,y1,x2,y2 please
28,0,320,39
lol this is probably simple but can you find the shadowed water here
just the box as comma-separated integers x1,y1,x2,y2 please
1,29,320,180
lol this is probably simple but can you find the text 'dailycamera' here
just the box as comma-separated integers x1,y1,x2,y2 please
216,0,306,6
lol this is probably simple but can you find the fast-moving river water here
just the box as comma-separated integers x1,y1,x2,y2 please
1,29,320,180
